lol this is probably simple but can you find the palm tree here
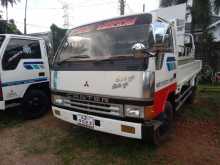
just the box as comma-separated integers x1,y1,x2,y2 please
0,0,19,21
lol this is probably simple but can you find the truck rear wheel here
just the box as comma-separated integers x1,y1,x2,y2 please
147,102,174,145
22,89,50,119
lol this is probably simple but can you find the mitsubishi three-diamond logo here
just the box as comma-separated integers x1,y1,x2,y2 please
84,81,89,87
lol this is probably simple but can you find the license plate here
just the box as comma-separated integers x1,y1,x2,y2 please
77,115,94,129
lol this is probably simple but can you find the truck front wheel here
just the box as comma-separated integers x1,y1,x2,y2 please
148,101,174,145
22,90,50,119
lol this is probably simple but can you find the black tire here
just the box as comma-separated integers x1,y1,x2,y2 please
22,89,50,119
147,102,174,146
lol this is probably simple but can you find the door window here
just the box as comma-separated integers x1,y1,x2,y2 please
152,21,174,70
2,38,41,70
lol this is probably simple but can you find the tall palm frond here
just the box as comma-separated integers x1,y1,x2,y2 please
0,0,18,8
0,0,19,21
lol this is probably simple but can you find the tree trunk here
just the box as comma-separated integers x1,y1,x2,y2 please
6,3,8,22
5,3,8,33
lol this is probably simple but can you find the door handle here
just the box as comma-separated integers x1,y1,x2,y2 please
39,72,45,77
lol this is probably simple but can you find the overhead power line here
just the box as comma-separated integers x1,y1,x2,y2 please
15,21,49,29
13,0,116,10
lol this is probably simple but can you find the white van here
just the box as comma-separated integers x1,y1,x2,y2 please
0,34,50,119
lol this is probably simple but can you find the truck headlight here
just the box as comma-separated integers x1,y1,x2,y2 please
124,105,144,118
52,95,64,105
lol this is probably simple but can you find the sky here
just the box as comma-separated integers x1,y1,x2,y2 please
0,0,159,34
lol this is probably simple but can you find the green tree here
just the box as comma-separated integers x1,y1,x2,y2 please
160,0,174,7
0,10,2,19
191,0,212,31
0,0,20,21
50,24,67,54
7,19,21,34
175,0,187,4
213,0,220,14
160,0,187,7
0,19,21,34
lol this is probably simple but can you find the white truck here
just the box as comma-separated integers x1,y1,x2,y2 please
51,5,201,144
0,34,50,119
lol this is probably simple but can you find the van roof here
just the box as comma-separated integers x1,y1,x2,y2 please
0,34,43,40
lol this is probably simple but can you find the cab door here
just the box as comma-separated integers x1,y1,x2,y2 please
0,37,48,101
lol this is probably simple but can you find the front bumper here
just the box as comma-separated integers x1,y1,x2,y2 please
52,106,160,139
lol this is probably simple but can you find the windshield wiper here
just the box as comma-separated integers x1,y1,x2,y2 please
57,55,90,65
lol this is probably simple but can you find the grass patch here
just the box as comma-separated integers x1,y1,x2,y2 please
198,84,220,92
182,88,220,121
183,105,217,120
53,128,157,165
0,109,23,128
17,125,158,165
18,127,64,155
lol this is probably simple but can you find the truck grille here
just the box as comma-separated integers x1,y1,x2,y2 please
61,96,124,117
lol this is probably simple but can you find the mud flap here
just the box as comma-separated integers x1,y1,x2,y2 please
142,120,163,141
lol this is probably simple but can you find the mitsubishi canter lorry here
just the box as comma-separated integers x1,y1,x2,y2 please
51,5,201,144
0,34,50,119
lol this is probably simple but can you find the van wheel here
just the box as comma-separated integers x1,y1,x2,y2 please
148,102,174,145
22,90,50,119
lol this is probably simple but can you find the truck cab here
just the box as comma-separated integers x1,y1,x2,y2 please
51,13,201,144
0,34,50,119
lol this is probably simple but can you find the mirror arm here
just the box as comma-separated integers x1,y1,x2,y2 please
143,49,157,57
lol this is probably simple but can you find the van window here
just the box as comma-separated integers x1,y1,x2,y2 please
2,38,41,70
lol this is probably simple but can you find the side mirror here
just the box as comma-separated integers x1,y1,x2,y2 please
131,43,146,57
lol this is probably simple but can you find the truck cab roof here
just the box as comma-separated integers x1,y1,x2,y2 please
70,13,153,31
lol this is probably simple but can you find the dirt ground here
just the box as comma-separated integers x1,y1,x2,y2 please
0,90,220,165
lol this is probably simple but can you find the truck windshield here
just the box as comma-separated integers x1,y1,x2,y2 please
0,36,5,48
55,15,154,64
